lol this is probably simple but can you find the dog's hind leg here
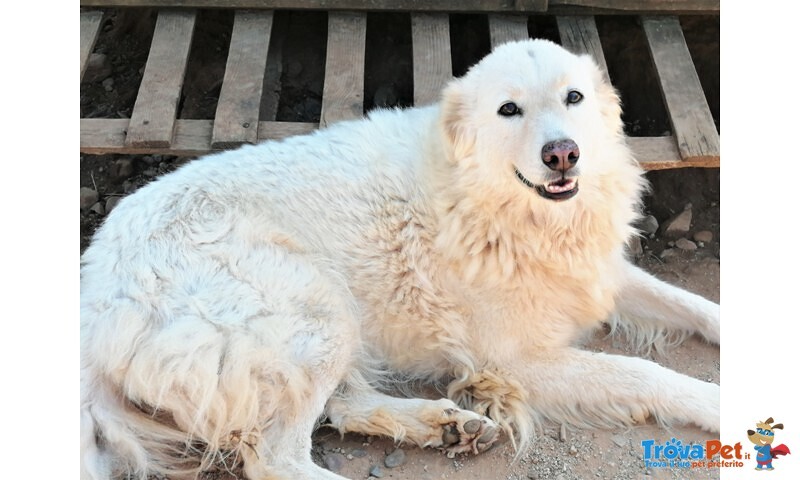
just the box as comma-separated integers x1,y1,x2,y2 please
513,347,719,433
325,374,501,457
612,262,720,345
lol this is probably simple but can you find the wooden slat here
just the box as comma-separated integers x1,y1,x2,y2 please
82,118,317,155
642,16,719,162
411,13,452,106
555,15,609,82
488,14,529,48
80,10,104,81
125,10,196,148
79,0,553,13
211,10,274,148
78,0,718,14
320,12,367,128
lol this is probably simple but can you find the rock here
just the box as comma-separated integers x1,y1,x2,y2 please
374,84,398,108
323,453,346,473
105,196,121,213
83,53,113,83
675,238,697,251
384,448,406,468
527,468,539,479
635,214,659,235
351,449,367,458
568,445,577,456
102,77,115,92
81,187,99,210
611,435,628,448
626,236,643,258
559,424,567,442
369,465,384,478
661,204,692,238
659,248,679,260
693,230,713,243
110,159,135,181
90,202,105,215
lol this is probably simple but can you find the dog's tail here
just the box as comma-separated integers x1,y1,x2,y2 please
80,376,221,480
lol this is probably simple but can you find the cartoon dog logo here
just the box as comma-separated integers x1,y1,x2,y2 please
747,417,791,471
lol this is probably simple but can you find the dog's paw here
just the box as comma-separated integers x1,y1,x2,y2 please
438,408,500,457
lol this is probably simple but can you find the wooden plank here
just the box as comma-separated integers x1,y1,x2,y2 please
79,0,552,13
628,136,717,170
125,10,196,148
411,13,452,106
80,10,104,81
211,10,274,149
320,12,367,128
555,16,609,82
642,16,719,162
488,14,529,48
81,119,318,155
549,0,717,14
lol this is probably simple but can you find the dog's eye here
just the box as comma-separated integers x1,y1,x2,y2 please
498,102,521,117
566,90,583,105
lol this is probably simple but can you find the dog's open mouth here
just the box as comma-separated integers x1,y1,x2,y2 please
514,168,579,201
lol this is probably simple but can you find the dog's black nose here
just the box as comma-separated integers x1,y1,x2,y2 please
542,139,580,172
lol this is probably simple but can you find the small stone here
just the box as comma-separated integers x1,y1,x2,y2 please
568,445,577,456
659,248,679,260
661,204,692,238
346,454,353,460
89,202,105,215
351,449,367,458
635,214,659,235
559,424,567,442
110,159,135,181
143,168,158,177
80,187,99,210
83,53,112,83
611,435,628,448
102,77,114,92
555,474,568,480
105,196,121,213
693,230,713,243
675,238,697,251
698,241,705,248
667,241,675,247
323,453,346,473
384,448,406,468
526,468,539,479
369,465,384,478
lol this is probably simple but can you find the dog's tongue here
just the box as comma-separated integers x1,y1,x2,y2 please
545,178,577,194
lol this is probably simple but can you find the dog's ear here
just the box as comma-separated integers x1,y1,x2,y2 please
586,57,624,136
440,79,476,161
773,423,784,430
765,417,775,424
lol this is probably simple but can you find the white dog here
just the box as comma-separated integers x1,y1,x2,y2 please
80,39,720,479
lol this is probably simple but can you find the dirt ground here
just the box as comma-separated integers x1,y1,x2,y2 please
80,9,720,480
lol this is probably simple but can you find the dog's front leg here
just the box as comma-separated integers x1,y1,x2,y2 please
517,347,719,433
613,261,719,344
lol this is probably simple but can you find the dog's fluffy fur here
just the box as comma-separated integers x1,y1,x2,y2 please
80,40,720,479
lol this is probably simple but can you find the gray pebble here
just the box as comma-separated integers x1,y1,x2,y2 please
636,214,659,235
80,187,99,210
111,159,134,181
90,201,105,215
369,464,384,478
351,448,367,458
527,467,539,479
102,77,114,92
384,448,406,468
568,445,577,455
105,196,121,213
661,204,692,238
323,453,346,473
675,238,697,251
693,230,713,243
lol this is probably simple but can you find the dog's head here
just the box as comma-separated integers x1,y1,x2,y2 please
747,417,783,446
439,39,635,206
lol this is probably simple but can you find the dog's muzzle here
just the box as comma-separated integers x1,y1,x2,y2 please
514,167,579,201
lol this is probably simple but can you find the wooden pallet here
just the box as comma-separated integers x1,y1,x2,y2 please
80,8,719,170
